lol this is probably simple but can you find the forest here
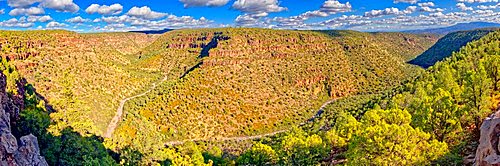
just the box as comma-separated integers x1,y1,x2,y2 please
0,28,497,165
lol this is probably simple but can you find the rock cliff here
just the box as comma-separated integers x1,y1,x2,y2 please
0,72,47,166
474,106,500,166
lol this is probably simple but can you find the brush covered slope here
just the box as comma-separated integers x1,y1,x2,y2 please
0,30,161,135
409,29,496,68
0,28,440,165
107,28,438,154
234,30,500,166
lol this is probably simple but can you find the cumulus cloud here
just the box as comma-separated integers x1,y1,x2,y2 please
231,0,287,27
232,0,287,15
126,6,167,20
46,21,67,28
0,9,4,15
364,7,415,17
179,0,230,7
40,0,80,13
94,11,213,31
320,0,352,14
7,0,42,8
0,18,34,28
394,0,419,4
85,4,123,15
66,16,91,23
235,13,271,27
457,0,498,3
420,6,445,12
457,3,473,10
9,7,45,16
418,2,435,7
27,15,52,22
267,0,352,28
477,3,499,9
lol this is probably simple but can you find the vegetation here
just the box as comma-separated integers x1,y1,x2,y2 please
235,30,500,165
409,29,495,68
111,29,435,155
4,28,496,165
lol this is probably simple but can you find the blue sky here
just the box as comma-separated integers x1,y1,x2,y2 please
0,0,498,32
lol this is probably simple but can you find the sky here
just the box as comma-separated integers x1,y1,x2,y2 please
0,0,498,32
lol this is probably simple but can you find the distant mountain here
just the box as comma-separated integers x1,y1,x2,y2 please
409,29,495,68
403,22,500,35
130,28,174,34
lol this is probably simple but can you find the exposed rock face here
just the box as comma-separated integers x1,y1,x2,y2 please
0,72,47,166
474,109,500,166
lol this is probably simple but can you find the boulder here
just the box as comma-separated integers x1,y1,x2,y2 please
474,108,500,166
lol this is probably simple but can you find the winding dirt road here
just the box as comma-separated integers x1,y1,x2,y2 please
164,98,339,146
104,76,169,138
103,70,339,144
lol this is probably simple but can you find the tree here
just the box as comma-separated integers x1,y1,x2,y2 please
238,143,278,165
462,59,492,136
278,128,329,165
345,109,448,165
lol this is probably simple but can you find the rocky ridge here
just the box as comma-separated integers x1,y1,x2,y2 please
0,72,47,166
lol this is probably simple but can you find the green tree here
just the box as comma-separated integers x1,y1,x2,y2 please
278,128,329,165
238,142,278,165
462,59,492,136
346,109,448,165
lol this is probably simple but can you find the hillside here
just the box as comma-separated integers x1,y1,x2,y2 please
233,30,500,166
409,29,496,68
403,22,500,35
106,28,438,157
0,30,161,135
0,28,440,165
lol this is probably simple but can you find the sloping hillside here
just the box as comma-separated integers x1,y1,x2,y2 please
409,29,495,68
233,30,500,166
107,28,437,155
0,31,160,135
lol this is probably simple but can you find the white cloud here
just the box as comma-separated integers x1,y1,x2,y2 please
477,3,499,9
9,7,45,16
0,9,4,15
394,0,419,4
27,15,52,22
232,0,287,15
457,0,498,3
235,13,271,27
126,6,167,20
404,6,418,13
268,0,352,28
0,18,34,28
66,16,91,23
7,0,42,8
418,2,435,7
320,0,352,14
420,6,445,12
85,4,123,15
456,3,473,10
364,7,413,17
179,0,230,7
46,21,67,28
40,0,80,13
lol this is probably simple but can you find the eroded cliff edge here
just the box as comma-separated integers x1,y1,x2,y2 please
0,72,47,166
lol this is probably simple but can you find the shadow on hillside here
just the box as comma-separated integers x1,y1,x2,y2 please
180,33,230,79
9,77,135,165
